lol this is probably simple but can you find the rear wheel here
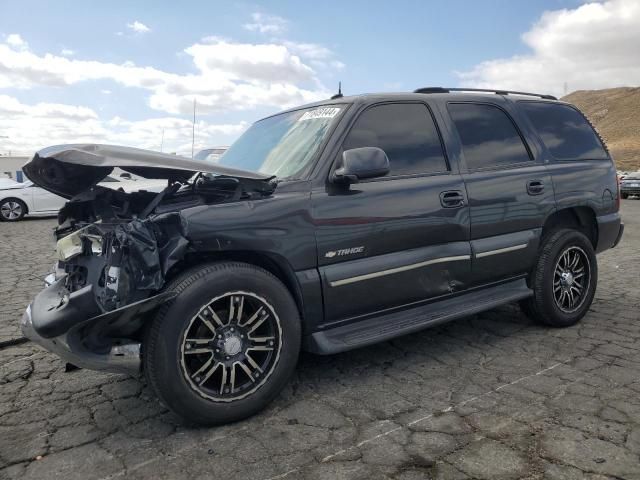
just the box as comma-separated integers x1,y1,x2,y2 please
144,262,301,425
520,229,597,327
0,198,26,221
621,193,629,199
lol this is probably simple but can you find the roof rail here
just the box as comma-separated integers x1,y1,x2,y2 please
413,87,557,101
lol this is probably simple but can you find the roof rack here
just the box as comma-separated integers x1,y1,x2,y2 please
413,87,557,101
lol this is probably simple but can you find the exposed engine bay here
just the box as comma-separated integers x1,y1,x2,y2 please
53,174,274,314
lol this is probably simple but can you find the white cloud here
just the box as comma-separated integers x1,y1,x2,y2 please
126,20,151,34
284,41,345,71
0,36,331,114
60,48,75,57
185,40,315,83
6,34,27,50
243,12,288,35
458,0,640,97
0,95,246,155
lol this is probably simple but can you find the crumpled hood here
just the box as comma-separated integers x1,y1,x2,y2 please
23,144,271,199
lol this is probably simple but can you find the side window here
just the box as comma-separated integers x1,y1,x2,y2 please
448,103,531,170
519,102,608,160
343,103,448,176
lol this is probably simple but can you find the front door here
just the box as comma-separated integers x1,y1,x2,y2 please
311,101,471,326
32,186,66,213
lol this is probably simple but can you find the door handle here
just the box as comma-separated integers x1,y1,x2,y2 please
526,180,545,195
440,190,465,208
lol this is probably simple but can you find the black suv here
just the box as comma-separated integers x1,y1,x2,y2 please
21,87,624,425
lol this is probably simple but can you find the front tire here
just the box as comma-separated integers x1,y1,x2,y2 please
0,198,27,221
521,229,597,327
144,262,301,425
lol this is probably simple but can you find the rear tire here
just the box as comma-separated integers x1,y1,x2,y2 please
621,193,629,199
520,229,597,327
0,198,27,221
144,261,301,425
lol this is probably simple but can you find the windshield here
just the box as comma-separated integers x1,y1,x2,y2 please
215,105,343,178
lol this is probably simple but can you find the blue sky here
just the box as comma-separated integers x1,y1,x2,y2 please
1,0,638,154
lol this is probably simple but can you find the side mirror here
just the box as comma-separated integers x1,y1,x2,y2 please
333,147,390,184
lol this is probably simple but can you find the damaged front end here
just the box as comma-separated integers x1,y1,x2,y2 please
20,144,275,375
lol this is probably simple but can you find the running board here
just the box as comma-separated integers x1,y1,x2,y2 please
305,278,532,354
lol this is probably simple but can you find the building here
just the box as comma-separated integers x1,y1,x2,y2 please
0,155,30,182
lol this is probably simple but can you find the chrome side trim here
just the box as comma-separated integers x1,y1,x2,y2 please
475,243,528,259
329,255,471,287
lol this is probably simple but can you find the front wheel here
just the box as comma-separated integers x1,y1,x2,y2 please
144,262,301,425
0,198,27,221
520,229,597,327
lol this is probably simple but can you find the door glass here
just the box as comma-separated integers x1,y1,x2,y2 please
343,103,448,176
519,102,608,160
448,103,531,170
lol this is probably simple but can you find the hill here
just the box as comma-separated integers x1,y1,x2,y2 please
563,87,640,171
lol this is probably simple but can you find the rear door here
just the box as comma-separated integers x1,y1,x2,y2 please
311,101,472,325
444,100,555,285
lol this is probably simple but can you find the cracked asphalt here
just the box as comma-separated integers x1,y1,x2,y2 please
1,201,639,480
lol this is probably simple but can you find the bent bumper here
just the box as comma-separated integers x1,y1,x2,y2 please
21,279,175,375
21,304,142,375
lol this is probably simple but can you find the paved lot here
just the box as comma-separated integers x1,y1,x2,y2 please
1,201,639,480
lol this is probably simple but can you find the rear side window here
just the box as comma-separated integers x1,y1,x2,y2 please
448,103,531,170
343,103,448,176
520,102,608,160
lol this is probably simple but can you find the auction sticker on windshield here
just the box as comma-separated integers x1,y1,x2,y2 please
298,107,341,121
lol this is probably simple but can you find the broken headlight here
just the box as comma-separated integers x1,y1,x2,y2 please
55,227,103,261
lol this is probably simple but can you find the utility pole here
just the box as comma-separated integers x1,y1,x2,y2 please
191,98,196,159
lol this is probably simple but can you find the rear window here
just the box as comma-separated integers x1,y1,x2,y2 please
520,102,608,161
448,103,531,170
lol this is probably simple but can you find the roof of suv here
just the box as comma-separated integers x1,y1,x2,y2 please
274,87,563,118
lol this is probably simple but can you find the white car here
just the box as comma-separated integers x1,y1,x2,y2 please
0,175,165,221
0,179,65,221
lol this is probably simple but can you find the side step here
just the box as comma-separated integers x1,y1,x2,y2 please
306,278,532,354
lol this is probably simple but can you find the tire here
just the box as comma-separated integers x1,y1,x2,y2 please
0,198,27,221
520,229,597,327
621,193,629,199
144,261,301,425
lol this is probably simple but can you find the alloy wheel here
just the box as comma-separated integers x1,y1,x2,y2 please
0,201,23,220
553,246,590,313
179,291,282,402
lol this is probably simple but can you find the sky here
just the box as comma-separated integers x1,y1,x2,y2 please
1,0,639,155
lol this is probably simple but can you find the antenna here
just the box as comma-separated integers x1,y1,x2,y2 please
330,81,343,99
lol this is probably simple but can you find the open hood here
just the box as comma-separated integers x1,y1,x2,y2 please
23,144,271,198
